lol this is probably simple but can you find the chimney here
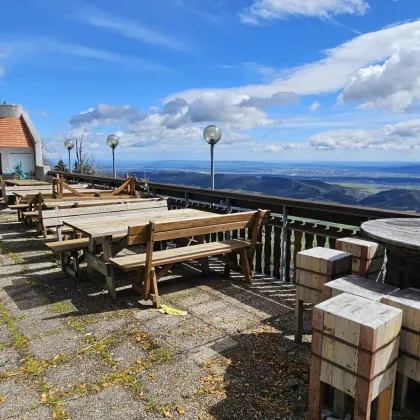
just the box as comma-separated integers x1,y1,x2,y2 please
0,103,23,118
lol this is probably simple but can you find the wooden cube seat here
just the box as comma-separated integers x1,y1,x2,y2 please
323,274,399,302
381,288,420,410
295,247,352,343
111,239,252,272
309,293,402,420
336,237,385,279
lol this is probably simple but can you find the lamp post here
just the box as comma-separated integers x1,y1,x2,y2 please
64,140,74,173
203,125,222,189
106,134,119,178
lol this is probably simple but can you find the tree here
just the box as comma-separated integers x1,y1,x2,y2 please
41,139,53,167
53,159,69,173
72,134,100,175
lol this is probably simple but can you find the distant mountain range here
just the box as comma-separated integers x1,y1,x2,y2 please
137,171,420,212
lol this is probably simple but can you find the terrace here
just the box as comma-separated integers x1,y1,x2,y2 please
0,171,419,419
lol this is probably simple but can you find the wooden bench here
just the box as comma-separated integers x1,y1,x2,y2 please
110,209,270,308
45,199,169,276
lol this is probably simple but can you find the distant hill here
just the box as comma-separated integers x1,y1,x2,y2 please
137,171,420,211
140,171,359,204
359,189,420,211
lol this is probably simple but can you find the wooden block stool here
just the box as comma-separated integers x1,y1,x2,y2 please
323,274,399,302
294,247,352,343
381,288,420,410
336,237,385,280
308,293,402,420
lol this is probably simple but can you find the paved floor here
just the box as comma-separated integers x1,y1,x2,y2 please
0,208,418,419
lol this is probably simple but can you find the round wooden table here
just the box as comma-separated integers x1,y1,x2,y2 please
361,218,420,289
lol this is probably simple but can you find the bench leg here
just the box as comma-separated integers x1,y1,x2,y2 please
294,298,304,343
240,250,252,284
106,264,117,300
132,269,144,296
150,269,160,308
143,271,151,301
196,235,210,276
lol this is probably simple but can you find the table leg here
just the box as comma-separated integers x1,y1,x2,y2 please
87,237,96,283
101,236,117,300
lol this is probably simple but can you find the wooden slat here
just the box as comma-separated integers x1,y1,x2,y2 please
111,239,251,271
65,208,208,238
273,226,281,279
46,238,89,253
153,219,255,242
263,224,272,275
154,211,256,233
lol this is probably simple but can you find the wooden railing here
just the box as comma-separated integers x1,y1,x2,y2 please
49,171,420,282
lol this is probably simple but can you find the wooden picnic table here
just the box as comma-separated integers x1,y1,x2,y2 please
361,218,420,289
63,208,215,297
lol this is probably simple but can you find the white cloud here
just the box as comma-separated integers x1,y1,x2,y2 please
40,112,48,117
339,31,420,112
72,5,189,51
70,103,145,126
0,37,174,75
309,101,320,112
310,119,420,151
252,142,304,153
240,0,369,25
167,20,420,102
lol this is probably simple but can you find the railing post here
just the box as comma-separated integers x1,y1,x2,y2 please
281,206,289,282
185,192,189,208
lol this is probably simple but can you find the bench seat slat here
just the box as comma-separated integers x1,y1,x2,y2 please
46,233,127,253
110,239,251,272
8,204,29,209
46,238,90,253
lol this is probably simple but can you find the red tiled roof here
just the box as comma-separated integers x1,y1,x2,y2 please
0,117,34,149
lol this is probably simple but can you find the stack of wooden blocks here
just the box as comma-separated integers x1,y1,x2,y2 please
336,237,385,280
294,247,352,343
381,288,420,410
308,293,402,420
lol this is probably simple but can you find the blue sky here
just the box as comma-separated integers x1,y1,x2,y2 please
2,0,420,162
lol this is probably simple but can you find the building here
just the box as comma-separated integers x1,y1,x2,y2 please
0,103,49,180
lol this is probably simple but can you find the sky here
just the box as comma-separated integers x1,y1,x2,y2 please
2,0,420,162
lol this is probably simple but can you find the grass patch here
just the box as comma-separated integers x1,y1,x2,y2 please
49,302,74,314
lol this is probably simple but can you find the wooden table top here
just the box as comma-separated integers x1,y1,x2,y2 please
361,218,420,252
3,180,50,186
43,197,141,209
64,208,214,238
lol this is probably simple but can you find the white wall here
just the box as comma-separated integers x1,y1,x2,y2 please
0,148,35,174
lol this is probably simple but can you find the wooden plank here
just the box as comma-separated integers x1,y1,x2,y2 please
65,209,212,238
323,275,399,302
151,211,257,233
110,239,251,271
42,200,168,225
153,219,255,242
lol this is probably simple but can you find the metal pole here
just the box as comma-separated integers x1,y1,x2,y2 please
210,143,215,189
68,149,72,173
112,147,116,178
